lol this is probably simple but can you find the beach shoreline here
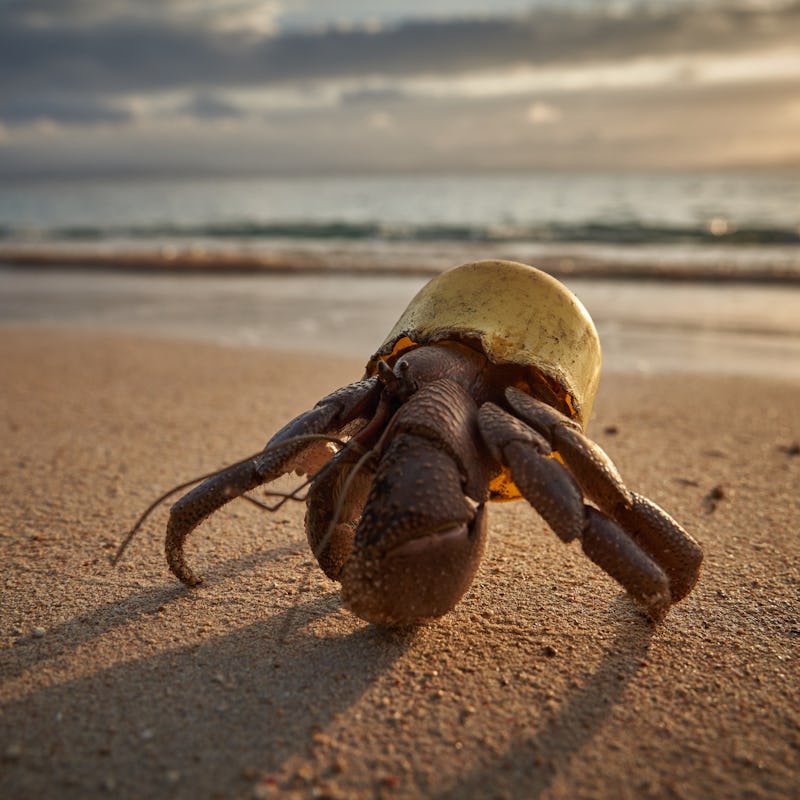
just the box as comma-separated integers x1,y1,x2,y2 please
2,239,800,284
3,263,800,381
1,328,798,799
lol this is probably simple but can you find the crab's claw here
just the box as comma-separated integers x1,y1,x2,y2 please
341,379,490,625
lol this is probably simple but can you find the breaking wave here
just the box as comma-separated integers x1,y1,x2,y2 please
2,219,799,246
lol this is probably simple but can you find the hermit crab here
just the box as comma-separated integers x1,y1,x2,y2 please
119,260,702,625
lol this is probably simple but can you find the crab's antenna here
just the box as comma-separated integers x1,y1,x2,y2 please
308,393,397,562
239,429,376,516
271,399,395,642
377,359,396,386
112,452,263,567
241,478,316,512
113,432,350,566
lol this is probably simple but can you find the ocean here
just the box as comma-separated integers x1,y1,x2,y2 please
2,171,799,378
1,171,799,280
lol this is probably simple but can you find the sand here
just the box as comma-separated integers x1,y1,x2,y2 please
1,328,798,799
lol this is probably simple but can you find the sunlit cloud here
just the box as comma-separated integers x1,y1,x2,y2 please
92,44,800,122
526,102,562,125
202,0,283,37
368,111,396,131
395,48,800,99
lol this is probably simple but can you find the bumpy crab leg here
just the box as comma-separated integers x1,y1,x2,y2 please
165,377,382,586
477,388,702,621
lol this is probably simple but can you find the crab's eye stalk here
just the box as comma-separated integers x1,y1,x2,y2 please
395,358,414,387
384,356,419,401
377,359,406,401
377,360,394,384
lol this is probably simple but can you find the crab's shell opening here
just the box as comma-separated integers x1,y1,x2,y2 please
364,260,603,502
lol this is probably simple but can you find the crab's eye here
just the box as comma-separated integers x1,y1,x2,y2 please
397,359,410,373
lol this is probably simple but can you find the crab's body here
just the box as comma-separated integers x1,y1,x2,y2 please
159,261,703,625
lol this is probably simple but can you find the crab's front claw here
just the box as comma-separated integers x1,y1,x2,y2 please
340,379,490,625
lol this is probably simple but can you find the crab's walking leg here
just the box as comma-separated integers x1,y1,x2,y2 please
503,388,703,603
478,402,675,621
166,377,382,586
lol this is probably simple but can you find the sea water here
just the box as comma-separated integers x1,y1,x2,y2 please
1,171,799,279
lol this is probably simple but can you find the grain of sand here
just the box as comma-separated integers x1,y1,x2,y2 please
1,329,798,799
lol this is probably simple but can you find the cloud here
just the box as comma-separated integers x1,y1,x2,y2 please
3,0,283,36
526,101,561,125
340,87,408,106
3,74,798,177
0,92,133,125
2,1,800,99
2,1,800,172
179,91,244,119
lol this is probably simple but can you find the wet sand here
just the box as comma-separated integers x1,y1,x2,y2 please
3,265,800,379
1,329,798,799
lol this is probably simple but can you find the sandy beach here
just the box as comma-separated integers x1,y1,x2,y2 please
1,327,798,799
4,3,800,794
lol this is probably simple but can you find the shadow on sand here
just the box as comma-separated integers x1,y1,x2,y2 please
3,553,653,799
435,597,653,798
1,548,414,799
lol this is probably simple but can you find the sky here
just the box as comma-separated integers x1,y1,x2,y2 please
1,0,799,176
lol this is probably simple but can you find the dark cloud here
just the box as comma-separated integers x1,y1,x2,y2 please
1,2,799,98
340,87,409,106
0,21,226,95
0,92,132,125
180,91,244,119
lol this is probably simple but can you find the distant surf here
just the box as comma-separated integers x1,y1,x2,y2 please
2,171,798,282
3,218,799,246
2,238,799,283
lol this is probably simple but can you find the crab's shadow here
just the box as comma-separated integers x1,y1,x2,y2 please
1,553,414,800
2,544,302,683
3,554,652,800
0,593,409,798
436,596,654,799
